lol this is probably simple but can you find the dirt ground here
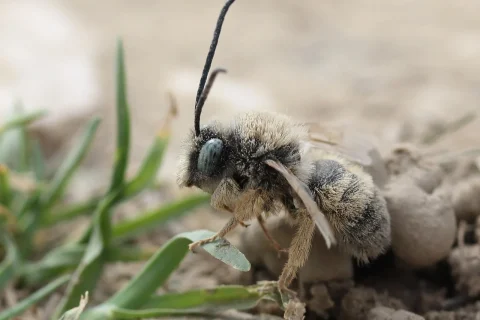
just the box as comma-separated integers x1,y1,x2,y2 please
1,0,480,319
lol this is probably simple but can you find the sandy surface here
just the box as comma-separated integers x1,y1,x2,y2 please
1,1,480,318
2,0,477,183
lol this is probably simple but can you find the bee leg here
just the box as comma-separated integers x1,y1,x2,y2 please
257,215,288,256
277,210,315,297
188,216,239,252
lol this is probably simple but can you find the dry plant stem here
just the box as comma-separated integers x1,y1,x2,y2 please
257,215,289,256
188,216,239,251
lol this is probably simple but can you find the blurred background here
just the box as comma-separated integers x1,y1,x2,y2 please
1,2,480,318
1,0,479,188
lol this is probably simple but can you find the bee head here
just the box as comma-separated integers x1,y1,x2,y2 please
176,0,236,192
177,122,229,193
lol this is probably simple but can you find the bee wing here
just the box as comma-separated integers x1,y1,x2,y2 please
304,122,378,166
264,159,337,248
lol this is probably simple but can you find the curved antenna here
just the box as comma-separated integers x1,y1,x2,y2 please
194,0,236,136
194,68,227,135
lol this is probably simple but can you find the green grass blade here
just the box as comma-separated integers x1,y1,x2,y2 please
41,198,99,227
17,194,42,258
17,122,30,172
40,118,101,210
142,283,281,311
85,287,282,320
0,274,69,320
109,38,130,193
123,135,168,198
20,244,86,286
0,233,20,291
21,244,154,287
112,193,210,240
99,308,209,319
51,192,116,319
123,96,176,198
0,110,47,135
104,236,190,309
106,245,155,262
31,138,46,181
0,165,12,206
101,230,249,311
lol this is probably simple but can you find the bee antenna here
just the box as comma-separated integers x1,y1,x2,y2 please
194,68,227,135
194,0,236,136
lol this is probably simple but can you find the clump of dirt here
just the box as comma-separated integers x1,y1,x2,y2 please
339,286,406,320
368,306,425,320
451,177,480,222
424,301,480,320
448,245,480,299
383,174,456,268
384,143,444,194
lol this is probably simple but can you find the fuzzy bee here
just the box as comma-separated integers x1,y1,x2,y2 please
176,0,391,295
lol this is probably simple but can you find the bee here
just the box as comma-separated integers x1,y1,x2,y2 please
176,0,391,295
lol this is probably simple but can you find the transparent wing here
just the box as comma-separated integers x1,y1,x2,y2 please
304,122,379,166
264,159,337,248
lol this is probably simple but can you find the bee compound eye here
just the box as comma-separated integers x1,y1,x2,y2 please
197,138,224,175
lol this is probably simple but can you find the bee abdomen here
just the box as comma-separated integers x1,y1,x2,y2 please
308,159,391,262
343,190,391,262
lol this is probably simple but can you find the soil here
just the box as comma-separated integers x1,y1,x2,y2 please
1,0,480,319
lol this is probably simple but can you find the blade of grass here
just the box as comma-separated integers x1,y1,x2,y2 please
123,136,168,198
40,117,101,210
0,110,47,135
20,244,86,286
124,93,176,198
84,282,283,320
109,38,130,193
0,165,12,206
124,137,169,198
0,274,69,320
15,192,37,221
104,236,191,310
21,243,154,286
0,233,20,291
108,307,285,320
17,193,42,258
31,138,46,181
93,230,249,313
75,38,133,244
41,198,99,227
97,308,212,319
51,192,117,319
142,283,281,311
17,119,30,172
105,245,155,262
112,193,210,240
0,205,16,233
